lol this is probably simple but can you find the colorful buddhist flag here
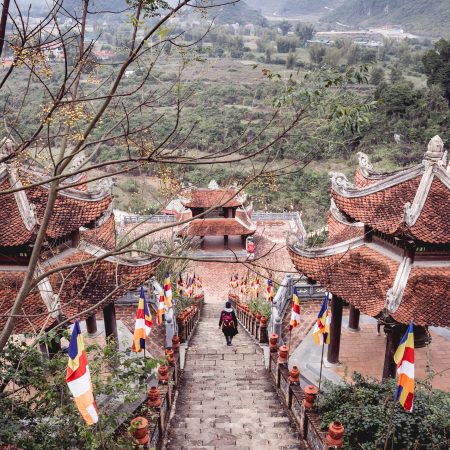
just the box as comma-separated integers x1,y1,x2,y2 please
132,287,153,353
312,292,331,345
266,279,274,302
176,273,183,296
394,321,415,412
157,292,165,325
289,288,301,329
66,321,98,425
164,273,173,308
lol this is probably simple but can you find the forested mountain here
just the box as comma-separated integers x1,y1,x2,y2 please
324,0,450,38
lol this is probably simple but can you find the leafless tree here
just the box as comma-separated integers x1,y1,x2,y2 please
0,0,367,351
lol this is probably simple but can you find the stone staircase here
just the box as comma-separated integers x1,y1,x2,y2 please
164,303,308,449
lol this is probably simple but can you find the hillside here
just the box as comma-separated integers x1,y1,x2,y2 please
246,0,343,17
323,0,450,38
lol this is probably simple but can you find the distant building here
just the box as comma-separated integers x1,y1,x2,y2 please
176,181,256,250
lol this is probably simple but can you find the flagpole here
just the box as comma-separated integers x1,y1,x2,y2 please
317,338,326,404
96,402,106,450
288,327,292,365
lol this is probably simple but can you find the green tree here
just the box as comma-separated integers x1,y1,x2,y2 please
423,39,450,105
370,66,385,85
294,23,315,43
309,43,326,65
286,51,296,69
278,20,291,36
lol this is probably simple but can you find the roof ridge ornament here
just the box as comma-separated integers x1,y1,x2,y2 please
329,171,355,194
385,256,412,313
9,168,37,231
423,135,445,163
357,151,373,174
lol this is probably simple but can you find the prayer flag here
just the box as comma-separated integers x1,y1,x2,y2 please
266,279,274,302
176,273,183,296
289,288,301,329
312,292,331,345
132,287,153,352
66,321,98,425
394,321,415,412
157,293,165,325
164,273,173,308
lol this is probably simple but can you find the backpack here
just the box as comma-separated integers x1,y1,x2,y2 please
222,311,234,329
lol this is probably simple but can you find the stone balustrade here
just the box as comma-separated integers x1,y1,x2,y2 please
229,295,268,344
176,294,204,343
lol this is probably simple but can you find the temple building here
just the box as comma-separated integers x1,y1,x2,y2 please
176,181,256,250
288,136,450,378
0,141,159,352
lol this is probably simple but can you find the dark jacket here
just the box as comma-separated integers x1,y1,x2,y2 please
219,308,238,337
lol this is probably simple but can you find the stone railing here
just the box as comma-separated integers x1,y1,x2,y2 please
176,294,204,343
268,274,326,344
123,348,181,449
229,292,344,449
123,214,176,225
228,295,269,345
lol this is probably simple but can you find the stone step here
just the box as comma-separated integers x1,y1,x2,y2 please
164,302,308,449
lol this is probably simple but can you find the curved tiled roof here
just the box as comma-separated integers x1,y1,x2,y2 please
331,145,450,243
28,185,112,240
0,249,159,334
392,265,450,327
289,241,400,319
326,200,364,246
0,166,113,246
82,214,116,250
179,217,256,236
182,188,245,208
0,177,34,246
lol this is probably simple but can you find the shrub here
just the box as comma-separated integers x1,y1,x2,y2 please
319,373,450,449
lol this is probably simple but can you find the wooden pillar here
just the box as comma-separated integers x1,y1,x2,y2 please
224,235,229,248
382,324,402,379
103,302,118,346
86,314,98,335
348,305,360,331
327,295,343,364
241,235,246,248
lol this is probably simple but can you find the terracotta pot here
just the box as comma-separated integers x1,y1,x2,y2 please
303,384,319,409
147,386,161,407
289,366,300,384
255,312,262,322
326,421,345,447
278,344,289,364
165,348,175,366
130,416,148,440
269,333,279,352
172,335,180,350
260,316,268,327
158,364,169,383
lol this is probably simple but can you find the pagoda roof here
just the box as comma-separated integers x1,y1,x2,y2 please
0,165,112,247
329,136,450,244
179,217,256,237
0,245,159,334
181,187,246,209
288,237,450,327
288,136,450,327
